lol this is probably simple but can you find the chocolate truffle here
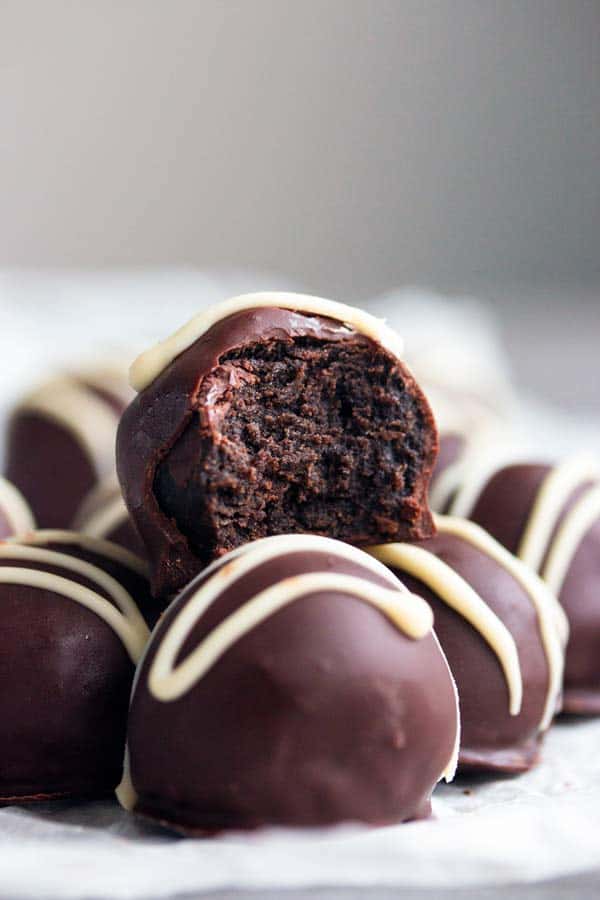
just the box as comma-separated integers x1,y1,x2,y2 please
118,534,459,832
5,364,131,528
448,455,600,714
72,475,147,560
117,292,439,600
0,536,149,801
11,529,160,628
0,476,36,537
368,515,566,772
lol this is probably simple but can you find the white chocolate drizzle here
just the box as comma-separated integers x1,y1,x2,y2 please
147,535,433,702
129,292,405,392
0,543,149,662
0,476,36,535
542,484,600,596
11,529,149,579
517,455,600,572
15,375,122,479
149,572,434,702
116,747,137,810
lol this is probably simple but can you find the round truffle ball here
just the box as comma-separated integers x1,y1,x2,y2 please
368,516,565,773
117,293,439,600
448,456,600,714
118,534,459,832
0,476,36,537
0,536,149,801
5,364,131,528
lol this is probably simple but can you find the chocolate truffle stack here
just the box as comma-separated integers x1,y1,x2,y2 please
0,291,576,836
112,292,467,830
111,291,569,833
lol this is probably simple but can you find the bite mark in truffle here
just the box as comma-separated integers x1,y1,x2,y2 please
118,295,439,600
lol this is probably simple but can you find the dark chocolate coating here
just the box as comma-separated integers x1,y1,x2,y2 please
385,530,551,772
117,308,438,600
0,548,139,801
469,464,600,714
125,542,457,832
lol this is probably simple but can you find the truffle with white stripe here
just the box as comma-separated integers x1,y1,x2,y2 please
118,534,459,832
368,515,565,772
5,363,132,528
117,292,439,600
447,455,600,714
0,533,149,801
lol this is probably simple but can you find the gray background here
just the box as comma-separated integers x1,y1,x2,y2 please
1,0,599,297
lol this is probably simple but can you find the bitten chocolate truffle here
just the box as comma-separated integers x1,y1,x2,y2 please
0,535,149,802
368,515,566,772
117,293,439,600
447,455,600,714
118,534,459,833
72,475,147,560
5,364,132,528
0,476,36,537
